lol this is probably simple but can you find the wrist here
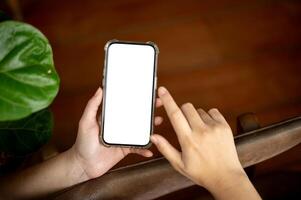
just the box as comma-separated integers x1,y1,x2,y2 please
63,147,90,185
206,168,250,197
201,166,245,190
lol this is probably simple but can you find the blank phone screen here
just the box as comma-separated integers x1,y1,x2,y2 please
101,42,157,146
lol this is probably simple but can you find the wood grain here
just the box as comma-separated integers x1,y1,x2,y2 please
15,0,301,169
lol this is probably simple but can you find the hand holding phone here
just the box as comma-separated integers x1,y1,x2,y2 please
71,87,163,181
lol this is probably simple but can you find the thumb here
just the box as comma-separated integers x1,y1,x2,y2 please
151,134,183,171
80,87,103,126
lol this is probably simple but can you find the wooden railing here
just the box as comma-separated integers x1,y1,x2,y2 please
54,116,301,200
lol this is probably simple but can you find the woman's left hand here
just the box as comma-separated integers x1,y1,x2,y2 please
70,87,163,181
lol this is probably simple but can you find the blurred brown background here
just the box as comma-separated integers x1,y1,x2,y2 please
1,0,301,199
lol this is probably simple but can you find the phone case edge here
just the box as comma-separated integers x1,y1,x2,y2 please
99,39,159,149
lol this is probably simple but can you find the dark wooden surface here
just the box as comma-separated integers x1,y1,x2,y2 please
3,0,301,182
20,0,301,168
53,116,301,200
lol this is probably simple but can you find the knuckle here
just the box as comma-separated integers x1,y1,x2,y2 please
208,108,219,114
181,102,193,110
182,163,192,173
183,135,198,148
197,108,204,112
210,123,222,132
170,109,182,119
182,131,193,141
193,124,206,134
222,124,232,132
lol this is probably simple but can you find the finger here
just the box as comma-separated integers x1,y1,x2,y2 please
151,134,183,171
197,108,214,125
156,98,163,108
154,116,163,126
181,103,204,129
158,87,191,139
81,87,103,123
129,148,153,157
208,108,228,124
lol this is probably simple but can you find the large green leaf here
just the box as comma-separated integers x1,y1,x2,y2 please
0,21,60,121
0,109,52,156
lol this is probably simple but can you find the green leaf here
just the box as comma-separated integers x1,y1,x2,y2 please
0,21,60,121
0,109,52,156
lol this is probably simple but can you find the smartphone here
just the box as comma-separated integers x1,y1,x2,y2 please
100,40,159,148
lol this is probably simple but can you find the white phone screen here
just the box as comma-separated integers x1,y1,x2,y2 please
102,42,157,146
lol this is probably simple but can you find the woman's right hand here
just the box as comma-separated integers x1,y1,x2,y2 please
151,86,261,200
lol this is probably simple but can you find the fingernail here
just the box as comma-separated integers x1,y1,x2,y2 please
95,87,102,96
151,135,158,144
147,151,153,157
158,87,167,96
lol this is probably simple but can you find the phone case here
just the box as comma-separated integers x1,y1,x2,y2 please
99,39,159,148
